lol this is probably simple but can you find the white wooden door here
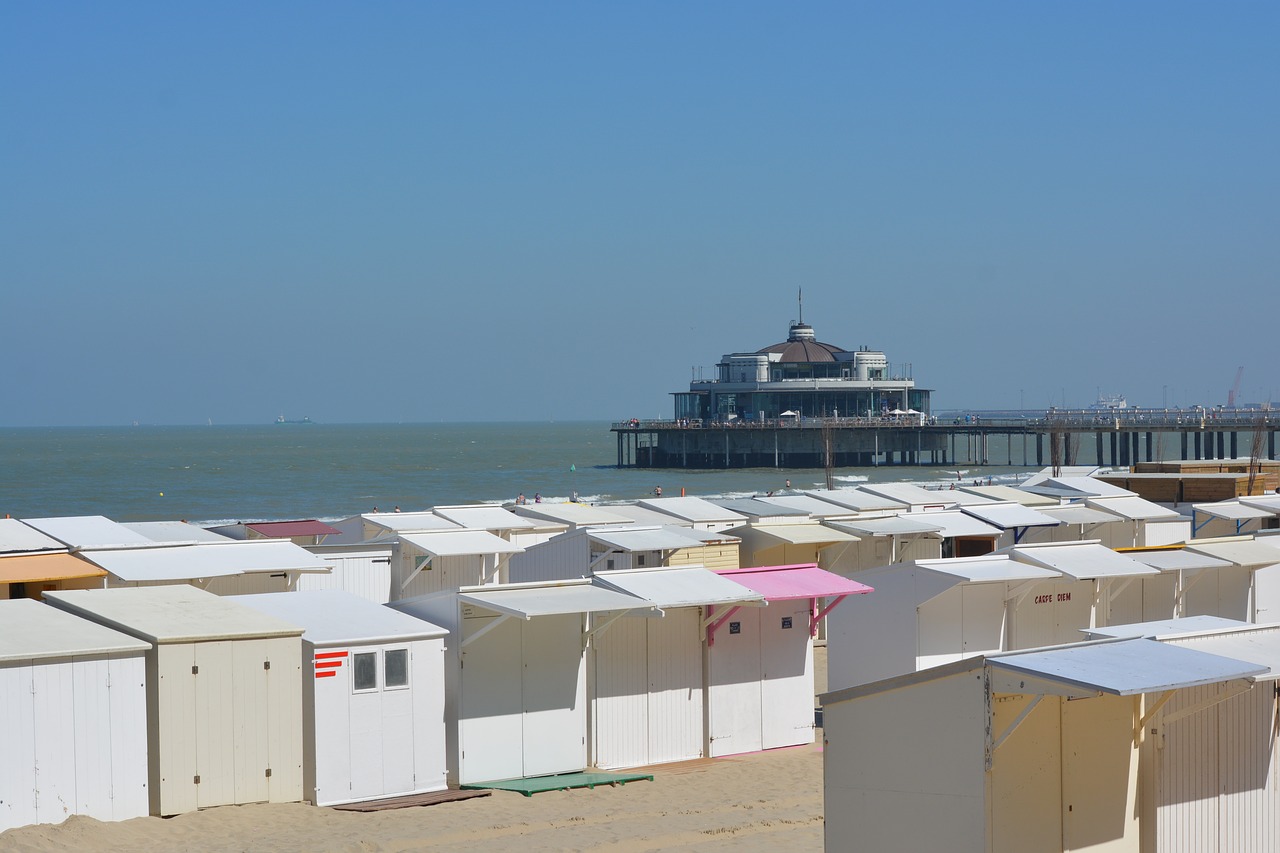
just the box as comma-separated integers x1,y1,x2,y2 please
708,606,763,756
231,640,270,805
70,656,113,820
381,650,416,795
0,663,37,831
759,602,815,750
647,608,704,764
106,655,149,820
194,642,237,809
521,615,586,778
458,613,524,783
156,644,198,815
348,650,384,800
592,616,649,770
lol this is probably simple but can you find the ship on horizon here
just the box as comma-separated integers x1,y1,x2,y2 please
275,414,315,425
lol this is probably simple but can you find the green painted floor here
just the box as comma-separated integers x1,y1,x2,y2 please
460,771,654,797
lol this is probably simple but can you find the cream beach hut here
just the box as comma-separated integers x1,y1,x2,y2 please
507,524,728,584
0,599,150,832
44,586,305,816
391,529,524,600
0,519,105,600
76,540,333,595
821,638,1267,853
236,590,448,806
588,565,767,769
707,564,872,756
389,579,656,786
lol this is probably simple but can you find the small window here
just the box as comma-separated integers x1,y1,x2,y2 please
384,649,409,688
353,652,377,691
637,554,647,567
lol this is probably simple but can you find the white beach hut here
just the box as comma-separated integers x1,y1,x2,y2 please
392,529,524,600
43,586,305,816
302,540,395,603
825,554,1063,691
0,599,150,832
706,564,872,756
588,566,767,769
0,519,106,600
821,638,1268,853
636,496,747,531
235,590,448,806
822,515,945,574
507,524,729,584
77,540,333,595
722,520,860,569
389,579,657,785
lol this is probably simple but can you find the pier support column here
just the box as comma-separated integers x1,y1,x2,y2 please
1271,430,1276,460
1181,432,1188,460
1110,432,1119,466
1194,432,1202,459
1132,433,1140,466
1096,433,1104,467
1230,432,1238,459
1145,432,1153,463
1217,432,1226,459
1036,433,1043,466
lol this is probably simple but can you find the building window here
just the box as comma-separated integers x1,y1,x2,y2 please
384,649,409,688
353,652,378,691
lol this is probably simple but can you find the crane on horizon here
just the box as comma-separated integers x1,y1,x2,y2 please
1228,366,1245,407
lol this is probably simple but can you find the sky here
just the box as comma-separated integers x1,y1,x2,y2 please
2,2,1276,426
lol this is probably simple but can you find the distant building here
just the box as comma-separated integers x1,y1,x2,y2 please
673,320,931,422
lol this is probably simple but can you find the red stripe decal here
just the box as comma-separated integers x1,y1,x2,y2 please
314,651,349,659
315,671,337,678
314,660,343,669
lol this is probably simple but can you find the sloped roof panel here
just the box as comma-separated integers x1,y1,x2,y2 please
803,488,907,512
1192,502,1276,521
914,511,1002,539
0,598,150,663
0,552,107,584
1085,615,1249,639
638,496,746,523
364,512,461,533
587,526,706,552
1127,549,1233,572
0,519,66,553
1086,496,1181,521
432,505,538,531
1040,506,1124,525
914,556,1060,584
1184,539,1280,569
714,564,873,601
594,566,766,609
756,495,864,517
961,503,1060,530
827,516,944,537
80,540,332,582
459,581,656,618
1164,626,1280,682
245,520,343,538
123,521,234,543
730,524,859,547
23,515,159,550
399,530,524,557
858,483,960,508
236,590,447,644
1008,542,1161,580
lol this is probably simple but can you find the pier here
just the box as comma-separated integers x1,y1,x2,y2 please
612,409,1279,469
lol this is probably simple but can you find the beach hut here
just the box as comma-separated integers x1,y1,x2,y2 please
511,501,634,530
636,496,747,532
706,564,872,756
206,520,343,546
802,487,909,515
825,554,1063,691
44,586,305,816
1027,503,1127,544
1084,495,1188,547
0,519,106,600
391,529,524,600
21,515,160,550
958,501,1061,548
721,520,860,569
910,509,1003,557
431,505,563,550
235,591,448,806
821,638,1267,853
301,540,395,603
1189,499,1277,539
588,566,767,769
822,515,945,574
389,579,656,786
326,511,461,545
857,482,968,511
1185,535,1280,622
0,599,150,832
507,524,729,584
122,521,234,543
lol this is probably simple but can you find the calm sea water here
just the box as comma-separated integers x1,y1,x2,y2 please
0,422,1039,525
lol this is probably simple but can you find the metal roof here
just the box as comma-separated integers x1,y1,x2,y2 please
586,526,707,552
45,586,305,644
1126,549,1234,572
1007,542,1162,580
236,590,447,645
0,519,67,553
398,530,524,557
960,502,1060,530
458,579,657,619
122,521,234,543
245,520,343,538
23,515,161,550
989,637,1267,696
957,485,1060,507
1085,495,1181,521
1241,496,1280,514
364,512,461,533
1047,477,1136,498
513,503,633,526
935,489,1001,507
432,505,538,531
857,483,961,508
1192,501,1276,521
1039,505,1124,525
604,503,695,526
725,523,859,547
913,555,1061,584
1164,626,1280,682
594,566,767,609
712,498,810,518
714,564,874,601
79,540,333,582
0,552,107,584
755,494,864,518
801,488,908,512
1184,539,1280,568
910,510,1002,539
1084,615,1250,639
637,496,746,524
827,516,944,537
0,598,150,663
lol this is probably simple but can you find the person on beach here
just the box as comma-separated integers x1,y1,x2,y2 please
516,493,526,505
534,492,542,503
653,486,662,497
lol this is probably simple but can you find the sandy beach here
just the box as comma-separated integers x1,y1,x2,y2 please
0,655,828,853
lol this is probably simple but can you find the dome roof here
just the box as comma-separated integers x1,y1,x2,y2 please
756,323,846,363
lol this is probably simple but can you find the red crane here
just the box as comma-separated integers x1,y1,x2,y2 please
1228,366,1244,407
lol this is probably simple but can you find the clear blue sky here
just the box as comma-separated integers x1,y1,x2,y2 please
3,2,1276,426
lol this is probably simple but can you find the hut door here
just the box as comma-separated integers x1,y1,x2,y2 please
759,602,814,750
521,615,587,778
229,640,271,806
458,612,523,784
193,641,238,809
708,607,763,757
592,616,649,770
646,608,704,764
349,650,384,800
1059,696,1138,851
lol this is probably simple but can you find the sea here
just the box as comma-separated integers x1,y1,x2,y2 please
0,422,1041,526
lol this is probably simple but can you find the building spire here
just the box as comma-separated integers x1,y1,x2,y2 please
798,287,803,324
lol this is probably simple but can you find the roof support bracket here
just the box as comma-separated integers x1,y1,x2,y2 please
402,556,432,592
588,549,619,574
703,604,743,647
987,695,1042,770
810,595,848,636
1135,690,1176,745
461,613,514,648
1173,569,1211,616
583,609,654,650
1161,679,1255,727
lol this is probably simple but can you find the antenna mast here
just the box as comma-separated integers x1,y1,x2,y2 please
798,288,803,324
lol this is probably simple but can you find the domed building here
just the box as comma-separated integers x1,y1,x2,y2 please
673,321,931,423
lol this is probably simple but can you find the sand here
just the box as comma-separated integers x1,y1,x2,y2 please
0,655,829,853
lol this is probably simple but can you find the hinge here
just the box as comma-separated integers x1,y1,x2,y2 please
264,661,271,670
192,665,199,675
194,775,201,784
265,768,272,778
